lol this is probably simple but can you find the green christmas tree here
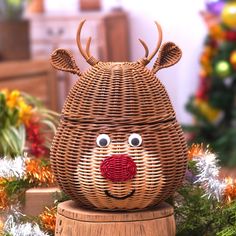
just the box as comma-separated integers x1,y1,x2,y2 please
184,0,236,166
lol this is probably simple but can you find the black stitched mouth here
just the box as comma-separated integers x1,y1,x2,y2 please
105,189,135,200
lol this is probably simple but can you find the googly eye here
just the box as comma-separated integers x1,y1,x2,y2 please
96,134,110,147
128,133,142,147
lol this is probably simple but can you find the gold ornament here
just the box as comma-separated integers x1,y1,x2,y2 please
199,68,209,78
215,60,231,78
195,99,221,122
230,51,236,69
209,25,225,40
221,2,236,29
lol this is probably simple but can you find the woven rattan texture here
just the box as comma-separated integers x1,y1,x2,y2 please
61,62,176,124
50,62,188,210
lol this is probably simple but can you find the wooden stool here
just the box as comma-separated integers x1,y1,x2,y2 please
55,200,175,236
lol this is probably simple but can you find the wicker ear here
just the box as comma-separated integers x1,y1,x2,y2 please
152,42,182,74
51,49,82,76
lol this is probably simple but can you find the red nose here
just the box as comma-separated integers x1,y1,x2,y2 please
100,154,136,182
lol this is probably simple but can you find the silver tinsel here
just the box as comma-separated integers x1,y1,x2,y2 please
3,215,49,236
194,153,226,201
0,156,26,178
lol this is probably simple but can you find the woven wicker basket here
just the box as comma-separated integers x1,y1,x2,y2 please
50,20,188,211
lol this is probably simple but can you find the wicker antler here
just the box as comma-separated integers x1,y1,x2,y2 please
139,21,163,65
76,20,99,66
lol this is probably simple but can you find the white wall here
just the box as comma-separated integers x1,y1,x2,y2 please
45,0,207,124
103,0,207,124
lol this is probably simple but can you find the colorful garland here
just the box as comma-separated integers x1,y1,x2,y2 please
1,211,50,236
0,206,57,236
0,155,57,235
0,156,56,211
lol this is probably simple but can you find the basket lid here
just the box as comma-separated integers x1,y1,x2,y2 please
51,20,183,126
62,62,176,125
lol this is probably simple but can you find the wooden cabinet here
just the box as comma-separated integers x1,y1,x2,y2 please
27,10,130,107
0,60,58,110
103,12,130,62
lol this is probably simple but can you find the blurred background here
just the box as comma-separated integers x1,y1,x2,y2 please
0,0,205,116
1,0,236,166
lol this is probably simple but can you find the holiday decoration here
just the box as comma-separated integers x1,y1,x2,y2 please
0,186,67,236
39,206,57,234
224,178,236,202
175,143,236,235
188,144,236,202
0,156,25,178
195,98,222,122
225,30,236,41
0,90,58,234
230,50,236,68
2,214,49,236
188,143,207,159
221,1,236,29
185,2,236,166
206,0,225,15
193,150,226,201
25,159,55,186
0,185,10,211
215,60,231,78
0,156,55,211
50,20,188,210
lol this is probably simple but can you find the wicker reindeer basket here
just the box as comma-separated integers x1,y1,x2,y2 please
50,20,188,211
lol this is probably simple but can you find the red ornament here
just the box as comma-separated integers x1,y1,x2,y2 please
225,31,236,41
100,154,137,182
208,38,218,48
196,76,210,100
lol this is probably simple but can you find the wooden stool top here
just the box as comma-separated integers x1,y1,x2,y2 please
57,200,174,222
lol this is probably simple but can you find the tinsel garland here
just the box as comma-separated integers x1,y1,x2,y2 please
0,156,56,235
189,144,236,202
2,214,49,236
194,152,226,201
0,185,9,211
0,156,55,210
25,159,55,186
39,207,57,233
0,156,25,178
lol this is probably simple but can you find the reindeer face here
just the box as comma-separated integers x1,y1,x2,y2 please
50,21,188,210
